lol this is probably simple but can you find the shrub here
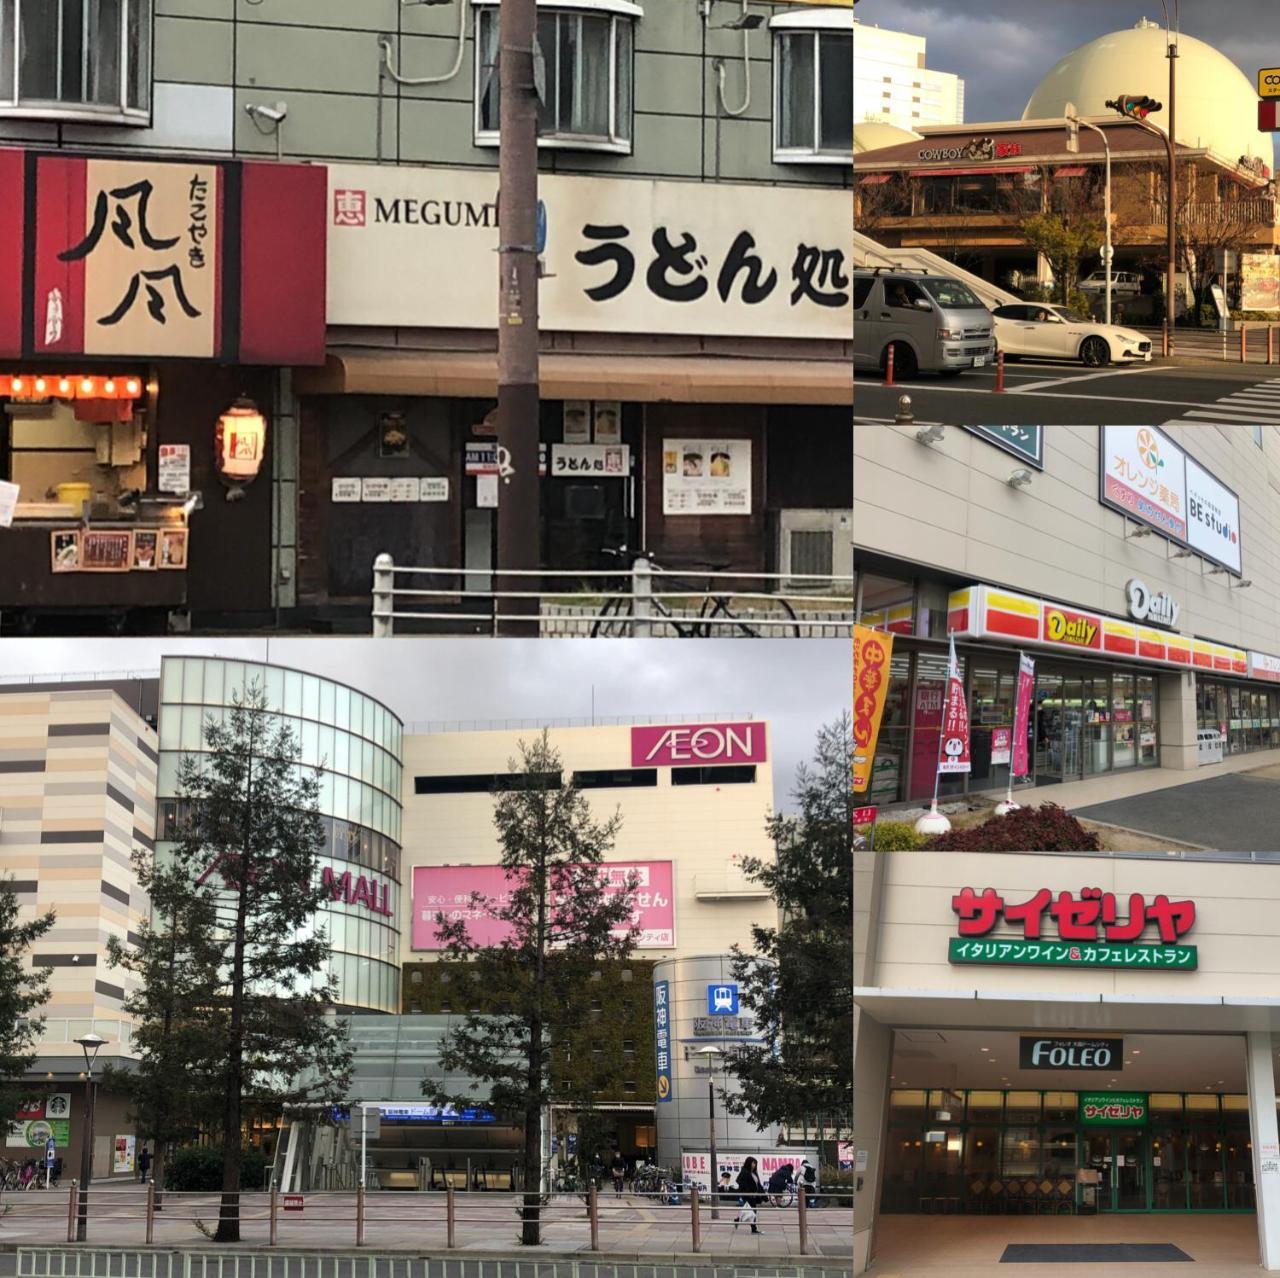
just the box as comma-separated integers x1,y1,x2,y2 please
925,804,1101,852
856,821,927,851
164,1146,271,1192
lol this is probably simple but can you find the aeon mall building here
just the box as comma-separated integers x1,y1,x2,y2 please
854,850,1280,1272
853,425,1280,804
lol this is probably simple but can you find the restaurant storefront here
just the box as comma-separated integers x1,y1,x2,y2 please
0,148,326,630
853,852,1280,1274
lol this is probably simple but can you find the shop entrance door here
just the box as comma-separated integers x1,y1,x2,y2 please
1037,674,1084,784
1085,1131,1148,1210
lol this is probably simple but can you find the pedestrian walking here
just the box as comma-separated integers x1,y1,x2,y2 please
609,1150,627,1197
734,1156,766,1234
137,1145,152,1183
800,1158,817,1207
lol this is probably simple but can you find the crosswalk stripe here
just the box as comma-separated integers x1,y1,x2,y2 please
1181,411,1280,422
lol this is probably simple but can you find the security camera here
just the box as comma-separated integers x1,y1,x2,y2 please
1008,468,1034,489
244,102,288,123
916,424,945,446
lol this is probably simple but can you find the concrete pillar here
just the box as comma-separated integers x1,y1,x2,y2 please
1246,1031,1280,1270
853,1014,893,1276
1158,670,1198,772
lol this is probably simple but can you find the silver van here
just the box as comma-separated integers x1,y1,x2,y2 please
853,269,995,378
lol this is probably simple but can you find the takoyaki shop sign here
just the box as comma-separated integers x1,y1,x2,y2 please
948,887,1198,970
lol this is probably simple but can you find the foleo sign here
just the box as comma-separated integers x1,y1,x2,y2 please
631,722,766,767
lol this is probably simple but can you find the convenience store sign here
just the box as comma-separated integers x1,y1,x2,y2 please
1079,1093,1149,1126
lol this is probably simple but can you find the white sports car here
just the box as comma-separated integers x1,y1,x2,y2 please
991,303,1153,367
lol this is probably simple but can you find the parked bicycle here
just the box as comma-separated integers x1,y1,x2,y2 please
590,548,800,638
631,1161,682,1205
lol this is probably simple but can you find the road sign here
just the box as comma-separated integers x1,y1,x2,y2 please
708,983,739,1015
853,806,878,827
283,1194,304,1212
1260,68,1280,98
1261,99,1280,132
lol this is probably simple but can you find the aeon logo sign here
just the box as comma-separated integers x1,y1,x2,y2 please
630,722,767,767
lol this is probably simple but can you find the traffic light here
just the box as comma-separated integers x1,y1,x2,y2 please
1105,94,1163,120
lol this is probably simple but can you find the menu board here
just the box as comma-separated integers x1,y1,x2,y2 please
661,438,751,516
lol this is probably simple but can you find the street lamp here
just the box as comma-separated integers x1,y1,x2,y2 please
1159,0,1180,353
74,1033,107,1243
693,1045,727,1219
1065,103,1115,325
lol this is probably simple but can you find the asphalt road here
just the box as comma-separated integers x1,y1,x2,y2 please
1072,772,1280,852
853,360,1280,425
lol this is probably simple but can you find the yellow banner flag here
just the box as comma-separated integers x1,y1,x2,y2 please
853,624,894,795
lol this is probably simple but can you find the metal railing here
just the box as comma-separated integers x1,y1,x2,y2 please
0,1183,852,1257
371,556,853,638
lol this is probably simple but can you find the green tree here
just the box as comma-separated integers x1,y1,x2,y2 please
723,714,853,1140
163,683,352,1242
1018,212,1104,305
0,877,54,1123
105,846,227,1200
424,732,637,1244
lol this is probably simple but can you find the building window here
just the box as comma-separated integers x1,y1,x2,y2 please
474,0,637,154
622,1039,635,1054
671,765,757,786
1254,426,1265,448
572,768,657,789
772,15,852,164
1,0,152,124
414,771,562,795
623,1081,637,1094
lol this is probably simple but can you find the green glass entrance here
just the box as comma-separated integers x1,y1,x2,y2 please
1083,1130,1148,1210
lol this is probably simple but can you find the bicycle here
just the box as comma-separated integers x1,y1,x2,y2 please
590,548,800,639
632,1162,681,1204
768,1183,796,1209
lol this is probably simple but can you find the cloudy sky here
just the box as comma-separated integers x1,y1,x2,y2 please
854,0,1276,126
0,639,847,810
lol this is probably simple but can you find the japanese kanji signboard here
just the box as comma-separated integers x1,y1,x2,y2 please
410,861,675,950
0,151,327,363
326,165,850,341
853,625,894,794
1100,426,1242,576
654,980,673,1103
1079,1093,1149,1127
949,886,1198,971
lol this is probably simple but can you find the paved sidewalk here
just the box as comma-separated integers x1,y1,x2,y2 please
867,1213,1259,1276
0,1187,852,1260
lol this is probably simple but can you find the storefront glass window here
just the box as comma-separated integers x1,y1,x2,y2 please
1043,1092,1078,1123
918,581,952,640
856,570,916,635
1082,673,1111,775
1004,1092,1042,1124
1137,674,1159,766
1152,1129,1187,1209
1150,1094,1184,1122
1000,1127,1040,1177
1112,672,1136,768
969,660,1016,794
966,1091,1003,1124
910,650,964,800
1043,1127,1077,1177
890,1090,928,1123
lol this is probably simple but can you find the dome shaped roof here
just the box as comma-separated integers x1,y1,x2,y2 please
1023,18,1272,167
854,121,923,155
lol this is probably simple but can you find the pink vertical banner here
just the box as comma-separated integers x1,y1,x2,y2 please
1012,651,1036,778
938,633,971,775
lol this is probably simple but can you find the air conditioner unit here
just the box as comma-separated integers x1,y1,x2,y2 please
778,509,852,593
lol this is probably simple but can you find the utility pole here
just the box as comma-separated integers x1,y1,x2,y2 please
1164,5,1179,356
496,0,541,635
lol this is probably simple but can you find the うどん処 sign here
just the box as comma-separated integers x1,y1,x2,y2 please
949,886,1198,970
325,165,851,342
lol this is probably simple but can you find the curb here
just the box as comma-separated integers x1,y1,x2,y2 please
1069,816,1210,853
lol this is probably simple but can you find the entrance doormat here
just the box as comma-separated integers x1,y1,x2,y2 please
1000,1243,1193,1263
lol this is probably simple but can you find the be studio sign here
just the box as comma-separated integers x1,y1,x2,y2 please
1020,1036,1123,1071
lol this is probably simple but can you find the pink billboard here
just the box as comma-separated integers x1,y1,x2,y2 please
411,860,675,950
630,721,766,767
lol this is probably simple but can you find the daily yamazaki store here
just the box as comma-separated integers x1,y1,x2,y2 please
853,425,1280,805
853,851,1280,1273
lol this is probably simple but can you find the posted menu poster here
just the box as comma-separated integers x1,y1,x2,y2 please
7,1094,70,1148
662,439,751,515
